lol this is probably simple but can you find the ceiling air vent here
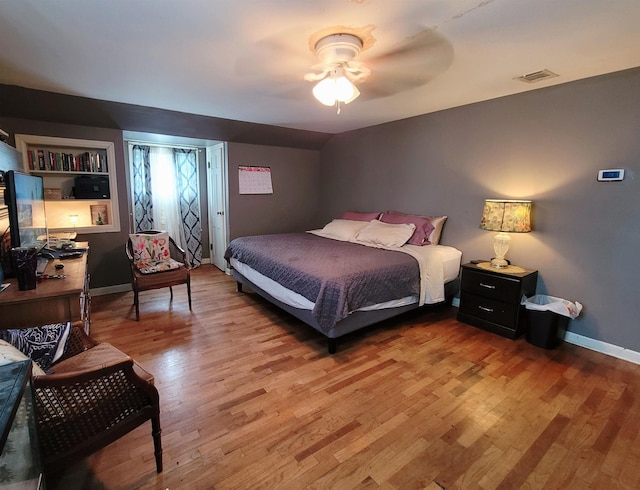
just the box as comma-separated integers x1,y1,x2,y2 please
516,69,558,83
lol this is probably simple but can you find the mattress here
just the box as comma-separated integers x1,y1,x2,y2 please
230,244,462,313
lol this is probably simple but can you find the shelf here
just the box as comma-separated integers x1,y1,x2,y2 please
31,170,109,176
15,135,120,234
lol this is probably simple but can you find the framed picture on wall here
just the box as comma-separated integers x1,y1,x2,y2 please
90,204,109,225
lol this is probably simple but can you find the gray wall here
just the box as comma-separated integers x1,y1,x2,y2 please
319,67,640,352
0,121,322,288
2,68,638,353
0,83,327,289
227,142,321,239
0,117,132,289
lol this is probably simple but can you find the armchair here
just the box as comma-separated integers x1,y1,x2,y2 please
126,230,192,320
32,325,162,474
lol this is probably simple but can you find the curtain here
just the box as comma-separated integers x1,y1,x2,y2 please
174,149,202,267
130,144,202,268
131,145,153,231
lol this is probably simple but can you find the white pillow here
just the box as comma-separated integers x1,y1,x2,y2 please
0,340,46,376
355,219,416,247
313,219,370,242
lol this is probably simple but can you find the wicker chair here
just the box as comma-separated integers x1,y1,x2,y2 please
126,230,191,320
32,325,163,474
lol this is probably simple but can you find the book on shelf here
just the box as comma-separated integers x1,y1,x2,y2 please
37,149,46,170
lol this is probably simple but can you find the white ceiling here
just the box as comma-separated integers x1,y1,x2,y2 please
1,0,639,135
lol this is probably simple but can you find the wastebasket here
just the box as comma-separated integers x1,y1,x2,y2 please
10,247,38,291
521,295,582,349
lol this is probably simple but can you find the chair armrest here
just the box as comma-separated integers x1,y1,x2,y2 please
37,353,155,394
55,323,99,363
168,236,189,268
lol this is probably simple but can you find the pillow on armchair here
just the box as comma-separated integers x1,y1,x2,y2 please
129,232,181,274
0,322,71,373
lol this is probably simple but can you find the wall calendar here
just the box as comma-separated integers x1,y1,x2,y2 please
238,165,273,194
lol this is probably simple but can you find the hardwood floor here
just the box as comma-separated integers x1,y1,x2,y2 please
47,265,640,489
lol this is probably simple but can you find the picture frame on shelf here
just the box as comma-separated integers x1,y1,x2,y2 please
90,204,109,226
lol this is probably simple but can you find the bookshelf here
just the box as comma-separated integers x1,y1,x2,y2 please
14,135,120,234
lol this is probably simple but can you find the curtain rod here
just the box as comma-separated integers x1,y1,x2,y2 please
126,140,201,151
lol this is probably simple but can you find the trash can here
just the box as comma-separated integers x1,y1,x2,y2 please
10,247,38,291
521,295,583,349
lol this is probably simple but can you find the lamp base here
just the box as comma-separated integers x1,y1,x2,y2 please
490,257,509,268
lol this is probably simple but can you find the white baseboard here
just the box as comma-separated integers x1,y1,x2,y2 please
564,331,640,365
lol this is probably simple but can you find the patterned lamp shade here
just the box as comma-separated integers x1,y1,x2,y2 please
480,199,532,268
480,200,532,233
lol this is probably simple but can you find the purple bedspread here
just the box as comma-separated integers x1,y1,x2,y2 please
224,233,419,331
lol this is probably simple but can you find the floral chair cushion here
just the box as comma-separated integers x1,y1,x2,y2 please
130,232,182,274
135,257,182,275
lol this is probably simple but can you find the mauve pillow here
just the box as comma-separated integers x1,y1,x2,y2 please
380,211,435,246
340,211,381,222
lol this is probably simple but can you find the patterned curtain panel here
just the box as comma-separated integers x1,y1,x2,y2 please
174,149,202,267
131,145,154,232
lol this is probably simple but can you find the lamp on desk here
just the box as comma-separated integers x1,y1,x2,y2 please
480,199,532,268
69,214,78,232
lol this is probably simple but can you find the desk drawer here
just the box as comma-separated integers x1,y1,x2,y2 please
459,292,518,328
461,269,521,303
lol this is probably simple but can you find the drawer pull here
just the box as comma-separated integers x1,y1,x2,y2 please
478,306,494,313
479,282,496,290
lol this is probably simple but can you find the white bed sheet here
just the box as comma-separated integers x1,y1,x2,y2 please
230,243,462,313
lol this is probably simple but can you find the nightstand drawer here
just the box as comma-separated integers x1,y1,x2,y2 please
461,269,522,303
459,292,518,328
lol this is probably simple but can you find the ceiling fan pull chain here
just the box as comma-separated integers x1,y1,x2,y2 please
336,100,341,115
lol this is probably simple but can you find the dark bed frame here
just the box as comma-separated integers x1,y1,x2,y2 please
232,268,460,354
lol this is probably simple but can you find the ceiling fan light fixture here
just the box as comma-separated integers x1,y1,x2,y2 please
312,69,360,106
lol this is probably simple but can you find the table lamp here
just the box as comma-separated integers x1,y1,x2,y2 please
480,199,532,268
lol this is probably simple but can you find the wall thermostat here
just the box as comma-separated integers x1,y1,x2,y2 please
597,169,624,182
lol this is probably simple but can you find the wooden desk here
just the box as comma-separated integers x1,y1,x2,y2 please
0,246,89,330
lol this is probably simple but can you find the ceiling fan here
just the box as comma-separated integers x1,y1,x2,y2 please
304,33,370,112
303,26,454,113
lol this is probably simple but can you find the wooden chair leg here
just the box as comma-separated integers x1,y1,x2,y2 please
187,279,192,310
152,415,163,473
169,286,173,300
134,291,140,321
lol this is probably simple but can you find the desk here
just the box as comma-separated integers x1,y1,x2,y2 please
0,245,89,330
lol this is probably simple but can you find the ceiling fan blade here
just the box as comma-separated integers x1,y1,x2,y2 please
304,68,330,82
365,28,451,67
357,27,454,99
235,25,315,77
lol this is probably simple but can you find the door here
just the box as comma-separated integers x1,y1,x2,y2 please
206,143,228,271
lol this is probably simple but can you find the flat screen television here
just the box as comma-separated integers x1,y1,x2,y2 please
3,170,48,251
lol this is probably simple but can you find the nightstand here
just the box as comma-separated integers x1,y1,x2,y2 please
457,262,538,339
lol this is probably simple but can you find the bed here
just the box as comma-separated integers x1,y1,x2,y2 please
224,214,462,353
